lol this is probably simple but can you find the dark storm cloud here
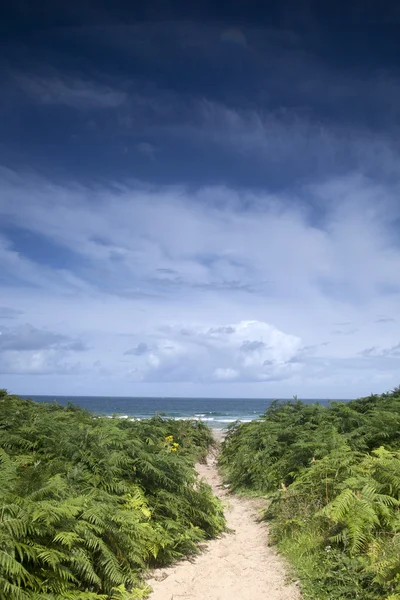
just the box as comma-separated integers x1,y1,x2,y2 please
2,1,400,188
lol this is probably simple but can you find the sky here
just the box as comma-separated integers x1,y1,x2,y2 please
1,0,400,398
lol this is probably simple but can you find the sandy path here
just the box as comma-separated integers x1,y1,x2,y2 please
147,443,301,600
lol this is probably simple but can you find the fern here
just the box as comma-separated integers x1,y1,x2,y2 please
0,390,225,599
220,387,400,600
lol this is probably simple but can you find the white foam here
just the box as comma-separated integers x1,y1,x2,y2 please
106,414,129,419
105,414,257,425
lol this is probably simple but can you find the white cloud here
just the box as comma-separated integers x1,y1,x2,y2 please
0,349,82,375
214,368,239,380
124,320,303,383
1,169,400,396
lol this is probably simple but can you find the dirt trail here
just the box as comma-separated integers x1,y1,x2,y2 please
147,442,301,600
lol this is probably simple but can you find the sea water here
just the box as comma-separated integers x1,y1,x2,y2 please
23,395,340,429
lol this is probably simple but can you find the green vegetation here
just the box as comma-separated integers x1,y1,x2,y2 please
0,390,225,600
219,390,400,600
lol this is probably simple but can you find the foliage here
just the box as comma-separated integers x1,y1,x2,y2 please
0,390,225,599
219,388,400,599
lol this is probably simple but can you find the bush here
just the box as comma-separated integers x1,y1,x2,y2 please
0,390,225,599
219,389,400,600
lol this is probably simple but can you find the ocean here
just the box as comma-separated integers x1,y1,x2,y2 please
22,395,342,429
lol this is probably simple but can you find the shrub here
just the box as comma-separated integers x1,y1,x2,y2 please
0,391,225,599
219,389,400,599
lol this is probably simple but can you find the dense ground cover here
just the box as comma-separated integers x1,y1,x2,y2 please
219,390,400,600
0,391,225,600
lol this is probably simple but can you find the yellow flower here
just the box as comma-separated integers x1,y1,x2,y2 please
173,442,179,448
165,435,173,442
171,447,177,452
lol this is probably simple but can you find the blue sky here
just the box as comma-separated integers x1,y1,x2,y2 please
1,0,400,398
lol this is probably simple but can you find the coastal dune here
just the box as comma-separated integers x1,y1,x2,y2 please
147,440,301,600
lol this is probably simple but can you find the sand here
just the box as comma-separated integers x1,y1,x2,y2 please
147,438,301,600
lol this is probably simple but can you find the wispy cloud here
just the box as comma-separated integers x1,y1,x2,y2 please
135,142,157,159
2,169,400,304
359,343,400,358
0,307,23,319
331,329,359,336
14,74,126,109
0,324,86,352
375,317,396,323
